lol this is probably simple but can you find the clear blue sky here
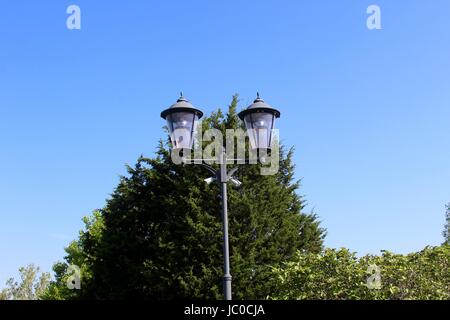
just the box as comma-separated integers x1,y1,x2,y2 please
1,0,449,284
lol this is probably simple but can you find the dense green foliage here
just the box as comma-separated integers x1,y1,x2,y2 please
44,95,325,300
41,212,103,300
270,245,449,300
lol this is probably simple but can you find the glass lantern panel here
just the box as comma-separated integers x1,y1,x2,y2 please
244,112,275,149
166,112,198,149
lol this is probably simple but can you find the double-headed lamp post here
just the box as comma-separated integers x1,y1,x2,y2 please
161,93,281,300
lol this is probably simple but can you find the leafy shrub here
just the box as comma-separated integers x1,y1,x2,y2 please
270,245,449,300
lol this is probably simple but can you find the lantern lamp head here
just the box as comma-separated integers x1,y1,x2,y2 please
238,93,280,150
160,93,203,150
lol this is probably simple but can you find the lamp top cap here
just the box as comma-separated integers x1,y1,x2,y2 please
254,92,263,103
238,92,281,120
160,92,204,120
177,92,188,102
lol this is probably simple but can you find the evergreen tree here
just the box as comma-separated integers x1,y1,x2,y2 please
45,95,325,300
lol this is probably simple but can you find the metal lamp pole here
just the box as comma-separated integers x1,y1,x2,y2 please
197,147,234,300
181,146,236,300
219,147,232,300
161,93,280,301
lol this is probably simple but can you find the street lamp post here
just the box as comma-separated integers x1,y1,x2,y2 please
161,93,280,300
219,146,232,300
